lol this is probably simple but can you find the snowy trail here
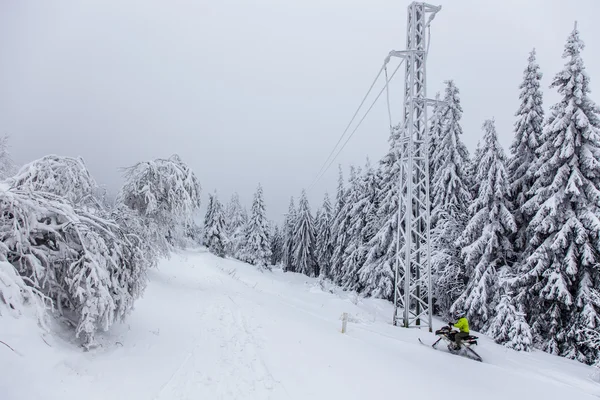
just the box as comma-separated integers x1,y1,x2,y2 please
2,249,600,400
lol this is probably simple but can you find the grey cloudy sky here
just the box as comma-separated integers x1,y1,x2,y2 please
1,0,600,222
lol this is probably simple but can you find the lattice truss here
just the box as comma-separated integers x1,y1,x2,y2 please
390,2,441,331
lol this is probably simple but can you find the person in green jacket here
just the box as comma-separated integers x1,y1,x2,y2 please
448,310,469,349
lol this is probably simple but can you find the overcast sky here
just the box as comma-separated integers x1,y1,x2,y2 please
1,0,600,222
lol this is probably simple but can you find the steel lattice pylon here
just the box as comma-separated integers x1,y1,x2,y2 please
390,2,441,331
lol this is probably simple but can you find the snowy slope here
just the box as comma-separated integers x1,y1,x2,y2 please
1,249,599,400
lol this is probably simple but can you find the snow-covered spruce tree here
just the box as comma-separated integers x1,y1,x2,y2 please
342,159,379,291
282,197,296,272
517,26,600,364
11,155,97,205
225,193,246,258
509,49,545,252
270,223,284,266
203,193,215,245
0,135,17,180
0,188,152,348
430,80,471,228
358,125,403,299
466,140,483,203
453,120,516,331
330,166,360,284
293,190,318,277
488,288,533,351
242,184,272,269
429,81,472,317
118,155,201,256
315,192,334,278
327,165,346,280
428,92,443,187
206,194,227,258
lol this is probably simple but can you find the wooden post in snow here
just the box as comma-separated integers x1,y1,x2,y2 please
341,312,348,333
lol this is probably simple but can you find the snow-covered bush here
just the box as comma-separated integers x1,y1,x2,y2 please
0,187,151,348
0,258,49,327
10,155,97,205
117,155,202,255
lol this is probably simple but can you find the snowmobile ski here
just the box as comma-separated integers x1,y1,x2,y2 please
419,326,483,362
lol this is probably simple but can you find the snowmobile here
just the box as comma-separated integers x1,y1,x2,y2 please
421,325,482,362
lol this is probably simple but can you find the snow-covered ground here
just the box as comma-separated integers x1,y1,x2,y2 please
2,248,599,400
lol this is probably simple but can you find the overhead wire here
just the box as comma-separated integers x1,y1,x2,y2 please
307,64,388,191
308,58,405,192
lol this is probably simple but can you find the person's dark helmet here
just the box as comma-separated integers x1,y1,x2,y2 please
454,310,466,319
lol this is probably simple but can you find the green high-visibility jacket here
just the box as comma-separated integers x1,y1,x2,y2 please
453,317,469,333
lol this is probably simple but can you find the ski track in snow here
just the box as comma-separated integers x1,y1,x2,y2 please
153,300,276,400
2,248,600,400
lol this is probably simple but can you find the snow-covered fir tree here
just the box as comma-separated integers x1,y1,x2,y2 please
453,119,516,331
225,193,246,258
118,155,202,256
509,49,545,252
429,81,471,317
270,224,284,266
341,159,379,291
282,197,296,272
330,166,360,284
206,193,227,258
358,125,403,299
430,80,471,227
315,192,334,278
327,165,347,280
428,92,443,185
466,139,483,202
203,193,215,245
518,26,600,364
488,289,533,351
241,184,272,269
293,190,318,277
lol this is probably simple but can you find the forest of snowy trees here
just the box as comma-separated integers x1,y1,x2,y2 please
268,26,600,366
1,25,599,368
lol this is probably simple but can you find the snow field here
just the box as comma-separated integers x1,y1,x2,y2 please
1,249,599,400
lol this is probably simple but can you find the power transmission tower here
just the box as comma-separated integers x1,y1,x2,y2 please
390,2,441,331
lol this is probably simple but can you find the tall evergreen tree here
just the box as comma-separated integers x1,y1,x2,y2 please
315,192,334,278
270,223,284,266
207,193,227,258
282,197,297,272
509,49,545,252
293,190,318,277
330,166,359,284
466,140,484,203
342,159,379,291
518,26,600,364
358,125,403,299
327,166,346,278
225,193,246,258
429,81,472,316
488,288,533,351
203,193,215,245
430,81,471,227
428,92,443,186
242,184,272,269
453,120,516,331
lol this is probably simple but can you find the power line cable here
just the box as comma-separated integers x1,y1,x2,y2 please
308,58,404,191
